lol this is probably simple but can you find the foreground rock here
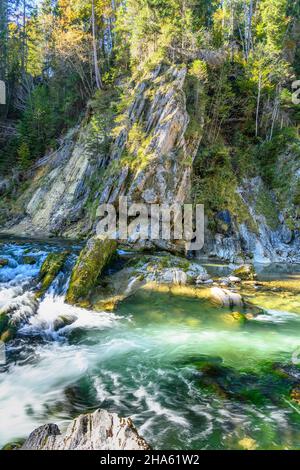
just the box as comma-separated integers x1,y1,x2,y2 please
21,409,150,450
66,235,117,305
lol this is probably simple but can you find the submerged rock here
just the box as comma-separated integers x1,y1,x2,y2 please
230,311,246,322
53,314,77,331
253,279,300,293
21,409,150,450
196,361,295,405
22,255,36,265
66,235,117,305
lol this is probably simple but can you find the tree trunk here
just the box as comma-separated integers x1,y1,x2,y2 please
255,72,262,137
92,0,103,90
269,86,280,141
0,0,8,80
245,0,253,60
22,0,26,73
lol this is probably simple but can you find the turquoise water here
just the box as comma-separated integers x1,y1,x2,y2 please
0,240,300,450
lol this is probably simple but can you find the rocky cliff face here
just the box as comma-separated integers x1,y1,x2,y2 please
100,65,202,207
202,175,300,263
1,125,102,237
2,65,202,240
1,64,299,263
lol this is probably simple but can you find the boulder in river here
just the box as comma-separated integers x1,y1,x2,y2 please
226,275,241,284
21,409,150,450
0,258,8,268
290,386,300,404
128,254,208,285
160,268,188,285
0,312,17,343
195,272,211,284
90,254,208,311
53,314,77,331
37,252,69,297
66,235,117,305
210,286,244,308
22,255,36,265
232,264,256,280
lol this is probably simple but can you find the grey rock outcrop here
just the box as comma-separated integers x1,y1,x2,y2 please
210,287,244,308
200,175,300,263
21,409,150,450
89,254,208,311
2,65,203,245
2,126,98,237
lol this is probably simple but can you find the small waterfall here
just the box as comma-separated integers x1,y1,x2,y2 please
0,246,45,336
0,244,75,340
0,244,120,341
20,292,121,340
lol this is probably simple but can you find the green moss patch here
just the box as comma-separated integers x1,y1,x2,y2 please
36,252,69,298
0,312,17,343
66,236,117,305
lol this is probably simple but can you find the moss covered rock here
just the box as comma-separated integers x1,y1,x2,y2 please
0,312,17,343
23,255,36,265
37,252,69,298
196,361,294,406
230,311,246,322
238,437,257,450
66,236,117,305
127,254,208,285
0,312,8,334
0,258,8,268
2,440,24,450
290,387,300,404
232,264,256,280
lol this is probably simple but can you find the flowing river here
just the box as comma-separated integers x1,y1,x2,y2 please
0,238,300,450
